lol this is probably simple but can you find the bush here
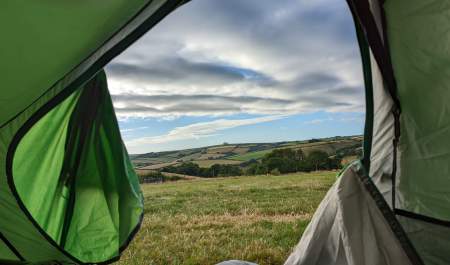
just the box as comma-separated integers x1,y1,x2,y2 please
270,168,281,175
244,147,343,176
163,162,243,178
306,151,342,171
138,171,183,183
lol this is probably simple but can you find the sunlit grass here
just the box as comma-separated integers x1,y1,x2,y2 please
116,171,336,265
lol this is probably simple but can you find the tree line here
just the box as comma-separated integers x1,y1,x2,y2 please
161,148,342,178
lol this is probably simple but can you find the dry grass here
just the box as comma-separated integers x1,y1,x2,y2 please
138,162,180,170
193,159,242,168
198,153,227,160
207,146,237,154
115,171,336,265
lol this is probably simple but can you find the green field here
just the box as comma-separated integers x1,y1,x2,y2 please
132,136,363,169
116,171,336,265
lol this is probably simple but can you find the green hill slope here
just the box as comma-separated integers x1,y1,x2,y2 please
131,135,363,170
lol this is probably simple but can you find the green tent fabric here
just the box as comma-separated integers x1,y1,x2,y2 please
1,70,143,264
12,71,143,263
2,0,450,264
0,0,189,264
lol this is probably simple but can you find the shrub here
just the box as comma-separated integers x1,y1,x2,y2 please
139,171,164,183
270,168,281,175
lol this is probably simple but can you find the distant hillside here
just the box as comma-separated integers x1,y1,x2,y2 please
132,135,363,172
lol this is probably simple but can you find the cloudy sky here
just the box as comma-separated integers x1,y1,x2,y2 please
106,0,365,154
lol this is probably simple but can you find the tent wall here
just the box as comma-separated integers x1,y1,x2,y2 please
0,0,148,125
0,71,143,264
0,0,188,263
384,0,450,264
349,0,450,264
284,162,412,265
386,0,450,221
12,71,143,263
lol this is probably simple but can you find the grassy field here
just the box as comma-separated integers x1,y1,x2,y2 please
229,149,274,161
193,159,242,168
116,171,337,265
131,136,363,169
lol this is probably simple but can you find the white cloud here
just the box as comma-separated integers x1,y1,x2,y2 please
120,126,149,133
304,114,365,125
304,117,334,124
125,115,286,150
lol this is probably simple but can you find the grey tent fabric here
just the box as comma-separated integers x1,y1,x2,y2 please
284,162,411,265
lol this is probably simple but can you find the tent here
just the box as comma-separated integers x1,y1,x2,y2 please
285,0,450,264
0,0,447,264
0,1,189,264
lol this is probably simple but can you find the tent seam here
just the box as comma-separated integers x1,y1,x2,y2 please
0,232,24,261
354,163,424,265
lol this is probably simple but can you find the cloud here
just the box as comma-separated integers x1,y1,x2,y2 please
120,126,149,133
125,115,286,148
112,94,299,118
106,0,364,119
304,117,334,125
304,114,365,124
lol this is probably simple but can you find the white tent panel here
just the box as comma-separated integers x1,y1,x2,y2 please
285,163,411,265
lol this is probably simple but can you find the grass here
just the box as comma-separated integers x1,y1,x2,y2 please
115,171,336,265
228,149,274,161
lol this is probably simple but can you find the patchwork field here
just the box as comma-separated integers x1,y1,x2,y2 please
229,149,274,161
131,136,363,170
115,171,336,265
193,159,242,168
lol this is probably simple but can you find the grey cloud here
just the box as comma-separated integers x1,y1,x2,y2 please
107,0,364,118
112,94,293,105
112,94,296,117
107,57,278,87
290,73,342,91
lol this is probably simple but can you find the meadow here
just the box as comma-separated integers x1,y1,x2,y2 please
116,171,337,265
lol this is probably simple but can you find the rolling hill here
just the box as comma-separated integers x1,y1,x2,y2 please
131,135,363,172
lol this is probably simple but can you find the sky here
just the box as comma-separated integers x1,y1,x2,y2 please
106,0,365,154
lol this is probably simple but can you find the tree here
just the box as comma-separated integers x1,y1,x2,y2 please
255,163,268,175
298,160,313,172
294,149,306,162
245,163,259,175
326,156,342,170
307,151,329,171
176,162,200,176
265,157,285,173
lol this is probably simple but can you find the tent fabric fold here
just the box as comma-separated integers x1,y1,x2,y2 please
2,71,143,264
284,162,413,265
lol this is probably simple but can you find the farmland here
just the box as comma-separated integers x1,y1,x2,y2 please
132,135,363,171
116,171,336,265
